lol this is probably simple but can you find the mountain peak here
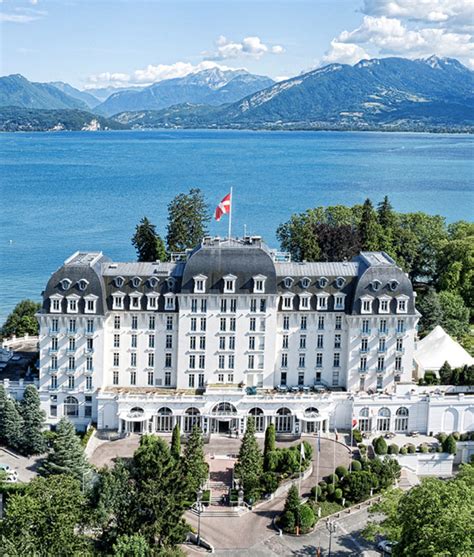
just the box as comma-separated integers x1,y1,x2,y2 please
420,55,469,71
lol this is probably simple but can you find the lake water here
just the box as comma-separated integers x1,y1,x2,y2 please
1,130,473,323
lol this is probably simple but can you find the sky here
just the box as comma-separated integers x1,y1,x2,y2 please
1,0,473,90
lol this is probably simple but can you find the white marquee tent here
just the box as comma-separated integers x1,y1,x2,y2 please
414,325,474,377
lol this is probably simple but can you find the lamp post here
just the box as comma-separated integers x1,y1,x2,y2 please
326,519,337,557
196,488,203,546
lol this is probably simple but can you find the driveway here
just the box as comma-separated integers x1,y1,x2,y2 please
0,446,43,483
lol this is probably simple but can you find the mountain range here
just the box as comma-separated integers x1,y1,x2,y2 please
94,68,275,116
0,57,473,132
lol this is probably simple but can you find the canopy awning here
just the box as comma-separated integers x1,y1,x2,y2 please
119,411,152,422
295,412,326,422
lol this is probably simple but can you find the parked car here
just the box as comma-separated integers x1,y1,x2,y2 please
0,463,11,472
377,540,397,554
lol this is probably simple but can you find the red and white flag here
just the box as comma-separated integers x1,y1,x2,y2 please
215,192,231,221
352,418,358,429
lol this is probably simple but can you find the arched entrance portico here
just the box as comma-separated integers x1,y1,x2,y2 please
210,402,238,434
118,407,149,434
296,407,329,434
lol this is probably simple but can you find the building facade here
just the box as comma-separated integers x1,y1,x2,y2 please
36,237,473,436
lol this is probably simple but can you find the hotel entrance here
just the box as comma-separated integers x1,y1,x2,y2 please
210,402,238,435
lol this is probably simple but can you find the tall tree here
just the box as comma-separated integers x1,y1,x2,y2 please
170,423,181,460
1,299,41,338
416,287,444,336
3,396,23,450
130,435,188,547
0,385,8,445
438,361,453,385
276,209,322,262
438,291,470,338
166,188,210,252
377,196,397,254
358,198,382,251
40,417,90,483
182,426,208,497
234,417,263,501
132,217,167,262
112,534,151,557
314,222,361,261
19,385,46,456
263,423,276,472
0,474,90,556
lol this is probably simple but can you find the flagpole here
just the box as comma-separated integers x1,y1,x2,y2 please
228,187,233,239
349,417,354,473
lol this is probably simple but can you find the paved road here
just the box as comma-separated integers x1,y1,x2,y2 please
0,447,43,483
185,506,381,556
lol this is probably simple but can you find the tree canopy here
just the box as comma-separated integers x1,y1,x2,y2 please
234,417,263,501
131,216,167,262
166,188,210,252
1,299,41,338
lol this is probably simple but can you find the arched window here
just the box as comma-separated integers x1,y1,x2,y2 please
395,407,409,432
131,277,141,288
183,407,201,433
301,277,311,289
304,407,319,418
335,277,346,289
275,407,292,433
114,276,125,288
60,278,72,291
249,407,265,432
156,407,173,432
377,407,391,432
358,407,371,432
64,396,78,417
212,402,237,416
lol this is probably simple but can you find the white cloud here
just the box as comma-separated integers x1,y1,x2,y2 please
0,13,37,23
85,60,237,89
321,1,474,68
209,35,284,60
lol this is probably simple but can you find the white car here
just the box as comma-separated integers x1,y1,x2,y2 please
377,540,396,554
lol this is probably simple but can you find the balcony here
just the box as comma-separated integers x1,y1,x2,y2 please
85,329,95,336
48,328,59,335
66,329,77,336
376,366,386,373
396,348,405,355
65,367,76,375
84,367,94,375
66,348,76,355
396,329,406,336
359,347,368,354
48,367,58,374
377,347,387,354
378,329,388,337
48,348,58,355
360,328,371,337
84,347,94,354
358,367,368,374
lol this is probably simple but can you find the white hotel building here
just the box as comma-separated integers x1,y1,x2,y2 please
37,237,474,437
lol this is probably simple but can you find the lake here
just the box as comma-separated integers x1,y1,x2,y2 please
1,129,473,323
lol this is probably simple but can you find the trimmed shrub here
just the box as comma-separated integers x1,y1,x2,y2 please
279,510,295,532
442,434,457,455
326,473,338,486
353,429,363,443
452,431,461,441
351,460,362,471
326,484,335,500
399,447,408,455
436,432,447,444
299,504,316,532
310,485,322,500
419,444,429,453
261,471,279,494
372,436,388,455
318,480,327,490
335,466,348,479
388,443,399,455
334,488,343,501
406,443,416,454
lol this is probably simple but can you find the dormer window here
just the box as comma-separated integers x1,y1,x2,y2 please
361,295,373,314
300,277,311,289
148,277,159,288
166,277,176,291
389,279,399,292
146,293,159,310
335,277,346,289
164,293,175,311
316,293,329,310
60,278,72,291
50,294,63,313
112,292,125,310
372,279,382,292
397,295,408,314
379,295,391,314
77,279,89,292
223,274,237,293
299,293,311,310
334,294,346,310
130,294,142,309
66,294,79,314
318,277,328,288
131,277,141,288
253,275,266,294
84,294,98,314
114,276,125,288
282,294,294,310
193,274,207,294
283,277,294,289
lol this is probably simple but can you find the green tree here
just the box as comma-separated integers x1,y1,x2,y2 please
166,188,210,252
438,290,470,338
438,361,453,385
1,299,41,338
40,418,90,483
0,474,90,556
279,484,301,533
132,217,167,262
372,436,388,455
377,196,397,253
19,385,46,456
113,533,151,557
442,434,457,455
2,396,23,450
358,199,382,251
182,426,208,497
276,209,322,262
0,385,9,445
343,470,377,503
263,423,276,471
170,423,181,460
234,417,263,501
314,222,361,262
130,435,188,547
416,287,444,336
363,488,404,544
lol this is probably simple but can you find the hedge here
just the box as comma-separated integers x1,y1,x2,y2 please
388,443,399,455
351,460,362,471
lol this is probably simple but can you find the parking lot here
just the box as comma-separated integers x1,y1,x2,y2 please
0,447,43,483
